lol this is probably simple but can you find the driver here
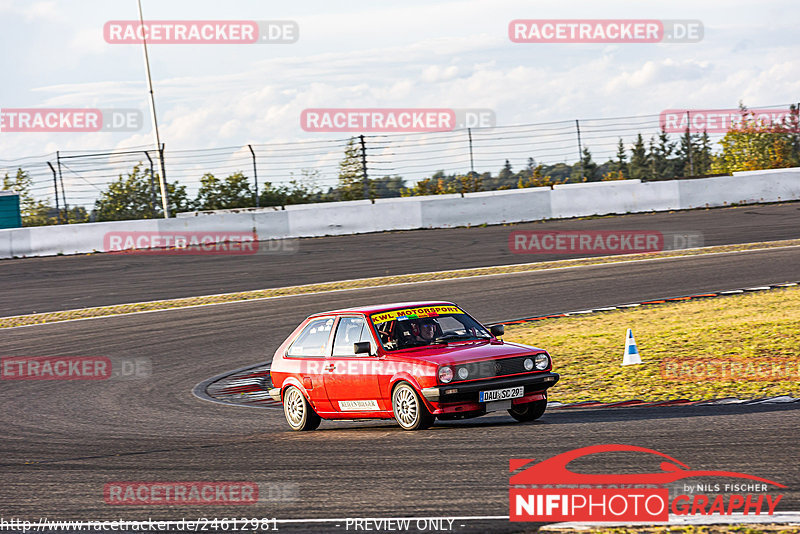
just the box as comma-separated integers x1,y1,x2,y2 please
412,318,439,344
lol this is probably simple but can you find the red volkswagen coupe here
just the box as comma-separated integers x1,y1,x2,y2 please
268,301,559,431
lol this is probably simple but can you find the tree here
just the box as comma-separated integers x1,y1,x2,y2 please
573,147,597,181
498,160,514,182
710,104,798,173
260,169,328,207
64,206,89,223
403,174,456,196
194,171,253,210
628,134,649,180
518,165,560,188
371,175,407,198
94,163,189,221
613,138,628,178
457,173,482,195
337,137,369,200
653,128,676,179
648,137,658,179
787,104,800,167
695,131,713,175
676,127,697,176
2,168,57,226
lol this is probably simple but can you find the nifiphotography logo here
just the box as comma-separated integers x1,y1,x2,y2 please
510,444,785,522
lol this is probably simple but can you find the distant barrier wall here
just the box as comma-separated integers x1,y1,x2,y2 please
2,168,799,259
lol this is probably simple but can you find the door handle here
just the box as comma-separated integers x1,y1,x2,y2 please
324,363,335,372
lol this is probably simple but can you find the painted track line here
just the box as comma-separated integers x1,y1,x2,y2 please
3,242,799,330
196,281,800,411
492,282,799,326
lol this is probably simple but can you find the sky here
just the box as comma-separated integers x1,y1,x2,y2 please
1,0,798,200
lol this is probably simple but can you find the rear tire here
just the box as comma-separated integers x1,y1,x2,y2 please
392,382,434,431
283,386,321,431
508,395,547,422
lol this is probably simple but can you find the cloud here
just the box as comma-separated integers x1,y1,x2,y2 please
4,0,800,186
0,0,60,21
604,59,712,93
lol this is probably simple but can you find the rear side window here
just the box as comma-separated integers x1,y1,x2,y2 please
332,316,375,356
287,317,335,358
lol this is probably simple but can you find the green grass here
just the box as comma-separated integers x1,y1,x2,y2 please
506,287,800,403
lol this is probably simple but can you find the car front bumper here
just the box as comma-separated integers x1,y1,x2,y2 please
420,371,559,405
268,387,282,402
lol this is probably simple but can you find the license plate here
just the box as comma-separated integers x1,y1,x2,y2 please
479,386,524,402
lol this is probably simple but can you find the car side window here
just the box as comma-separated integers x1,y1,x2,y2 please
332,317,374,356
437,316,466,334
287,317,335,358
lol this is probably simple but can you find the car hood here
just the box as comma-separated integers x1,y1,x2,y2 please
390,340,546,366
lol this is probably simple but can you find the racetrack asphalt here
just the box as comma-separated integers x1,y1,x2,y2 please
1,246,798,531
1,201,799,317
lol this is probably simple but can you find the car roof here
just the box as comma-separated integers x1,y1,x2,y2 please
309,301,458,318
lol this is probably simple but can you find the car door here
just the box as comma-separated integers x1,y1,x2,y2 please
285,316,336,412
323,316,383,413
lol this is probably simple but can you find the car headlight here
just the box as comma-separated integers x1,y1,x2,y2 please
439,366,453,383
523,358,534,371
457,367,469,380
534,353,550,370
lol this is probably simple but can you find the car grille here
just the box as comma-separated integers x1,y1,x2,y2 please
453,355,539,381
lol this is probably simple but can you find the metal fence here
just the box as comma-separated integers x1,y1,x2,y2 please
1,104,793,220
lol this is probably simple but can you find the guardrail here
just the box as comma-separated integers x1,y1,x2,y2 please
1,168,799,259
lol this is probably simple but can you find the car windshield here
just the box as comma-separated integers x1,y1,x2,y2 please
370,305,491,351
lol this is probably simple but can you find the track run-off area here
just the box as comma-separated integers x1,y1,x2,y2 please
1,203,799,532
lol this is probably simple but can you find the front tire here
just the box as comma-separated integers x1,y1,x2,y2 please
283,386,321,431
392,382,434,431
508,395,547,422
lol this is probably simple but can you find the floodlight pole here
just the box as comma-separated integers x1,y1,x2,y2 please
47,162,62,224
137,0,170,217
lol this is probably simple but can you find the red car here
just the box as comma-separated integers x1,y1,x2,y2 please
268,301,559,431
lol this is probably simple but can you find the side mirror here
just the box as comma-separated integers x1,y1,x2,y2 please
490,324,504,337
354,342,372,355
